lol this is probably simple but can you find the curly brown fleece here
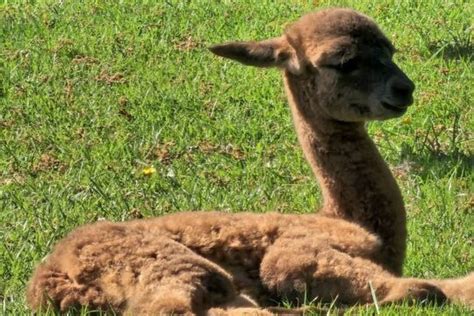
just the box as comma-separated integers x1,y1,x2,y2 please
28,8,473,315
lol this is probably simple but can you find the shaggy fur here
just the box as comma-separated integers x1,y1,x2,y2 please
28,8,473,315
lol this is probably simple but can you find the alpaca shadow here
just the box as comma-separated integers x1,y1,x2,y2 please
428,40,473,61
400,150,473,180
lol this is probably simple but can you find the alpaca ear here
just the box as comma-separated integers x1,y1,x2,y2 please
209,36,302,74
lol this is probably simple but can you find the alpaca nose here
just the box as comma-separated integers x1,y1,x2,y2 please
390,78,415,106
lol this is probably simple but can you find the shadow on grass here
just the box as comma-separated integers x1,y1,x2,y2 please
428,40,473,61
400,149,473,180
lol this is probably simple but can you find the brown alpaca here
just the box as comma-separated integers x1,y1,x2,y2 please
27,8,473,315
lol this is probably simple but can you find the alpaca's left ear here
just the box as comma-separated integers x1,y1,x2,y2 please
209,36,302,74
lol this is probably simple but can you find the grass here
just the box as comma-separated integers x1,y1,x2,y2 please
0,0,472,314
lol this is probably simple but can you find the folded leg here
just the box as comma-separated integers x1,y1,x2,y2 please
260,236,447,307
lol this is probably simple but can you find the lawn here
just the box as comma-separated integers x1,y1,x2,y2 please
0,0,472,314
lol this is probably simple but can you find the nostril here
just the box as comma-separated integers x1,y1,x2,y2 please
391,80,415,98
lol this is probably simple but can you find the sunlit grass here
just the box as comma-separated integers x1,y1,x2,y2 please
0,0,472,314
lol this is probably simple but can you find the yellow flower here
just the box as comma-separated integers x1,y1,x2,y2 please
142,166,156,176
401,117,412,125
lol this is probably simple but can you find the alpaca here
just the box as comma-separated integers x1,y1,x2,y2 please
27,8,473,315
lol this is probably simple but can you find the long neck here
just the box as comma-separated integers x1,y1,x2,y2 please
284,72,406,275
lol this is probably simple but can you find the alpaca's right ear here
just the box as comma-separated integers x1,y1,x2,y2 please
209,36,303,74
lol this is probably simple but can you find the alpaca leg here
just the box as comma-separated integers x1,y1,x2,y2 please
207,294,305,316
125,285,196,315
125,254,238,315
129,279,279,315
207,294,288,316
207,307,273,316
260,237,446,307
429,272,474,308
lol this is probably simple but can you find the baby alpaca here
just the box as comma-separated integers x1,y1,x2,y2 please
28,8,473,315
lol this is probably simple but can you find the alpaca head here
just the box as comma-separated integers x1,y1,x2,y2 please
210,8,415,122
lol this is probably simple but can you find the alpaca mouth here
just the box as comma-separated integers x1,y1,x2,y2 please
381,102,407,114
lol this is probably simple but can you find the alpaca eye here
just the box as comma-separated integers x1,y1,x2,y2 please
327,58,359,74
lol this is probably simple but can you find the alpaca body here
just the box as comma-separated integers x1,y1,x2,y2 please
27,211,472,314
28,8,473,315
25,212,403,313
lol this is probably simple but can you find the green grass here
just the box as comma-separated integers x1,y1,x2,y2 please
0,0,472,314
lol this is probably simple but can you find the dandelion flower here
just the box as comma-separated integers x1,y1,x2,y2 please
142,166,156,176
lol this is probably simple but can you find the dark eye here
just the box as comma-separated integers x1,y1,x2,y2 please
327,58,360,74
